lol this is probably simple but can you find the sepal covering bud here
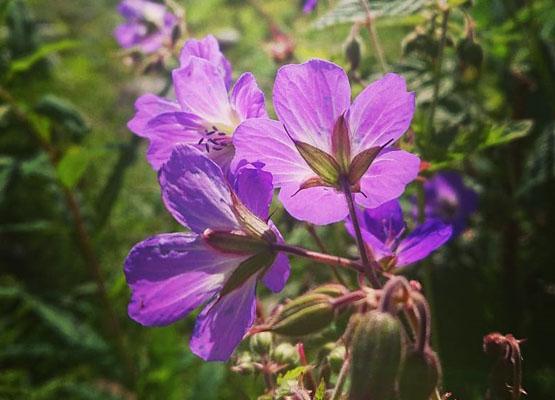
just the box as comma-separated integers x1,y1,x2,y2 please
270,293,335,336
398,348,441,400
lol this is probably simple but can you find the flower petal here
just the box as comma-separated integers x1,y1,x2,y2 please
359,199,405,243
230,72,268,120
172,57,232,126
233,118,313,186
127,93,181,137
344,218,393,261
124,233,246,326
262,222,291,293
190,276,257,361
273,59,350,151
114,22,146,48
233,162,274,220
347,73,415,154
396,220,452,267
159,145,239,233
356,149,419,209
279,184,348,225
179,35,233,89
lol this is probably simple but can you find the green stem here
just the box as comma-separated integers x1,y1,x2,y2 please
331,357,350,400
358,0,387,73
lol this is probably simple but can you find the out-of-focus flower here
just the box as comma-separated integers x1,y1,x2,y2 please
114,0,178,54
128,35,267,170
124,145,290,361
303,0,318,13
422,171,477,236
345,199,452,268
234,59,419,225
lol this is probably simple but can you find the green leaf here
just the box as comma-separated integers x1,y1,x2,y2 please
35,94,90,141
313,0,430,29
520,122,555,194
479,120,533,150
7,39,78,78
314,380,326,400
56,145,105,188
276,366,310,386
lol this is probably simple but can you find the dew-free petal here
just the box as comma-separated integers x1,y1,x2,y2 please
273,59,350,151
233,118,313,186
356,149,420,209
279,184,349,225
233,162,274,221
159,145,239,233
345,218,393,261
190,276,257,361
124,233,246,326
348,73,415,154
359,199,405,243
128,93,181,137
230,73,268,120
396,219,452,267
262,222,291,293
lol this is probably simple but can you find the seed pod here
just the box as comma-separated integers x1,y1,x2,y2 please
399,348,441,400
270,294,335,336
309,283,349,298
250,332,273,355
349,311,403,400
273,342,299,365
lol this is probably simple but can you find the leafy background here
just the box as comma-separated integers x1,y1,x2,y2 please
0,0,554,398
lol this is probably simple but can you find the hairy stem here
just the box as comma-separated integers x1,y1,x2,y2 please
272,243,364,273
358,0,387,73
340,177,381,287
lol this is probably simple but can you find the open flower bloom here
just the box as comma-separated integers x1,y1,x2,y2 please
128,35,267,170
422,171,478,236
234,59,420,225
303,0,318,13
124,145,290,361
114,0,178,54
345,199,452,269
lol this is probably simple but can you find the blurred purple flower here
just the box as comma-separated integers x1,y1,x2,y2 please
128,35,267,170
114,0,178,54
303,0,318,13
124,145,289,361
422,171,478,236
234,59,420,225
345,199,452,268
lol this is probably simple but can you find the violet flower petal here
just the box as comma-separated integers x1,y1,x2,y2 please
359,199,405,243
230,73,268,120
190,276,258,361
128,93,181,137
396,219,452,267
345,218,393,260
233,162,274,221
159,145,240,233
124,233,246,326
262,222,291,293
179,35,233,89
279,184,349,225
356,149,420,209
347,73,415,154
273,59,350,151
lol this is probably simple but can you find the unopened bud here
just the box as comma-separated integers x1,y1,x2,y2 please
273,342,299,365
250,332,273,355
309,283,349,298
349,311,403,400
328,345,346,372
399,348,441,400
270,294,335,336
344,35,362,72
232,351,256,375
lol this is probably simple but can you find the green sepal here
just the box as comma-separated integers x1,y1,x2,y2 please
219,251,276,298
230,191,276,243
347,145,382,185
203,229,270,255
292,139,341,185
270,293,335,336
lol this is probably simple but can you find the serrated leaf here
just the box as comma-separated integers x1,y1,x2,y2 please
313,0,430,29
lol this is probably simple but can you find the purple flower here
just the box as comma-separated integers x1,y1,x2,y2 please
124,145,290,361
233,59,420,225
128,35,267,171
422,171,478,236
303,0,318,13
114,0,178,54
345,199,452,268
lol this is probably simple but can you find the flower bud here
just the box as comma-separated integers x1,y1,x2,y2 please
231,351,256,375
349,311,403,400
398,348,441,400
270,294,335,336
308,283,349,298
273,342,299,365
344,35,362,72
250,332,273,355
328,345,346,373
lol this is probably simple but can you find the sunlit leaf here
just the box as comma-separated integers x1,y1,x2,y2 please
7,39,78,78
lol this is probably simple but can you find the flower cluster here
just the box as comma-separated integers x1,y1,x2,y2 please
123,31,471,362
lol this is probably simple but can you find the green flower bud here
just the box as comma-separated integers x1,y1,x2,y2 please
270,294,335,337
349,311,403,400
273,342,299,365
328,345,346,372
399,348,441,400
309,283,349,298
250,332,273,355
344,35,362,71
232,351,256,375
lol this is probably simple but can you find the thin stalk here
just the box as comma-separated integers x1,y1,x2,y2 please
340,177,380,287
358,0,387,73
331,358,350,400
305,224,347,286
0,86,136,384
272,243,364,273
427,3,450,135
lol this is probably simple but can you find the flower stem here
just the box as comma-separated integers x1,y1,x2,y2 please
340,177,381,288
305,223,348,286
331,357,350,400
272,243,364,273
427,3,450,136
358,0,387,73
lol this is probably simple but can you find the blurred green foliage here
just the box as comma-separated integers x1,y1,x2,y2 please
0,0,554,398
